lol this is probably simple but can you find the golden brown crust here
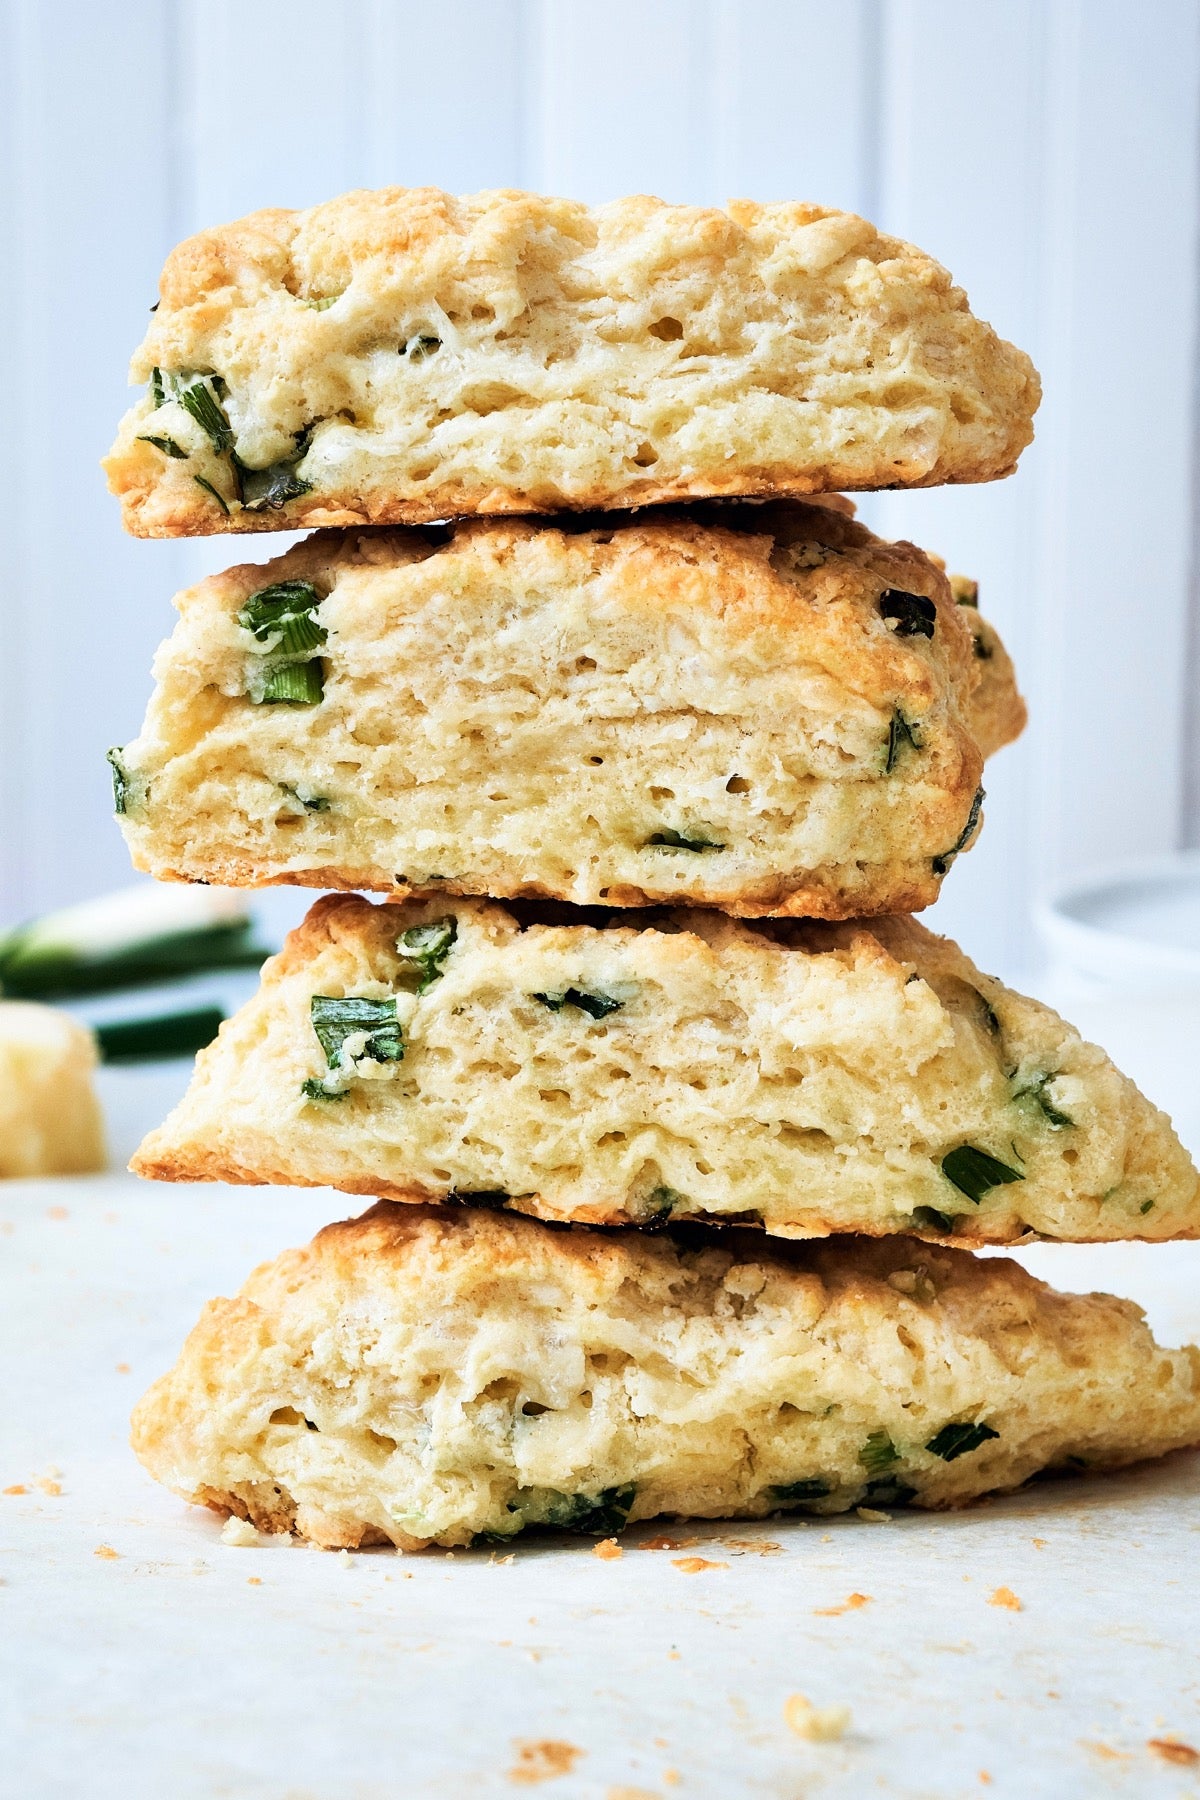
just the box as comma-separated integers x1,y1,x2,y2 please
131,1203,1200,1548
130,893,1200,1244
115,500,1021,918
104,187,1039,536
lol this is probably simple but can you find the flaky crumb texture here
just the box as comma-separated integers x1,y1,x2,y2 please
130,1205,1200,1549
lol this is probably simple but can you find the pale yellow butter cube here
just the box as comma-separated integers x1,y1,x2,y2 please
0,1001,105,1177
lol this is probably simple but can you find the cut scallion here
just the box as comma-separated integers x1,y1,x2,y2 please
94,1005,224,1064
257,660,324,706
396,918,457,993
137,433,188,459
925,1421,999,1462
941,1144,1025,1204
193,475,231,516
532,987,623,1019
310,995,404,1070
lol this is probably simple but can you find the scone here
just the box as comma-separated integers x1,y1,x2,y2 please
103,186,1040,538
0,1002,106,1177
131,1204,1200,1549
111,502,1024,920
131,894,1200,1244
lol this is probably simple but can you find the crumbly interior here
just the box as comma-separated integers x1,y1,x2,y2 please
130,1205,1200,1549
115,502,1023,919
0,1002,106,1177
103,187,1040,537
131,895,1200,1244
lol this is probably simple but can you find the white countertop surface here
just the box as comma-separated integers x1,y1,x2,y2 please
4,991,1200,1799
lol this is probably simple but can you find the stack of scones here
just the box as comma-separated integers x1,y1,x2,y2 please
104,188,1200,1550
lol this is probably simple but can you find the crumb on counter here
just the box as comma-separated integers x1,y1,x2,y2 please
593,1538,623,1561
220,1515,262,1547
856,1506,891,1522
4,1485,27,1496
672,1557,729,1574
814,1592,872,1617
988,1586,1022,1611
1148,1738,1200,1767
784,1694,851,1741
93,1545,120,1560
508,1739,583,1785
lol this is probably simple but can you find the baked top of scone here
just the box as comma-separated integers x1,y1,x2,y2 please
112,500,1024,920
131,1203,1200,1550
103,186,1040,537
131,894,1199,1245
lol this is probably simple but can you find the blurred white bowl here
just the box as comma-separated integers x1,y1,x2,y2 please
1036,851,1200,994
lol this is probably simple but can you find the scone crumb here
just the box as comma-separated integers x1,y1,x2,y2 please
814,1592,871,1616
593,1538,623,1561
37,1478,62,1496
855,1506,891,1523
337,1549,354,1567
4,1485,27,1496
93,1545,120,1560
220,1515,261,1548
508,1739,583,1784
784,1694,851,1741
988,1586,1022,1611
672,1557,729,1574
246,1576,262,1586
664,1772,681,1787
1148,1737,1200,1766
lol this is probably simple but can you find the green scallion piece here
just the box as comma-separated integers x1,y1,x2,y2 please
769,1478,831,1505
169,371,234,453
885,709,922,774
645,829,724,852
859,1431,900,1475
932,786,985,876
94,1005,224,1064
137,433,188,459
310,995,404,1070
1011,1070,1073,1129
925,1421,1000,1462
239,581,327,654
396,918,457,993
150,366,166,407
941,1144,1025,1205
532,987,623,1019
193,475,231,516
257,660,324,706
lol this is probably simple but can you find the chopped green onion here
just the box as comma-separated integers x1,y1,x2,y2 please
238,581,327,654
885,709,922,774
150,366,166,406
645,829,724,852
256,660,324,706
95,1005,224,1064
307,295,340,311
106,747,131,816
532,987,623,1019
279,786,331,812
859,1431,900,1475
644,1184,684,1221
396,917,457,992
950,575,979,608
769,1478,831,1504
941,1144,1025,1204
925,1421,999,1462
310,995,403,1070
167,371,234,453
973,987,1001,1036
862,1477,916,1507
137,433,188,459
1012,1070,1073,1129
1140,1199,1155,1215
912,1206,957,1234
193,475,231,516
932,786,985,875
540,1484,636,1536
879,588,936,638
235,455,313,513
300,1078,347,1103
0,885,266,999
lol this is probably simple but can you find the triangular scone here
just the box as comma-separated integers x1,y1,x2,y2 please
131,1205,1200,1550
132,896,1200,1244
103,187,1039,538
111,502,1024,920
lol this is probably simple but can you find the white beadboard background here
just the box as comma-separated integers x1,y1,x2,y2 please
1,0,1197,981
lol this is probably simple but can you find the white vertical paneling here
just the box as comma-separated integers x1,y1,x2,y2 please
0,0,184,920
869,0,1049,977
710,0,878,216
528,0,714,203
364,0,524,193
1030,0,1200,885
